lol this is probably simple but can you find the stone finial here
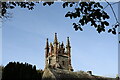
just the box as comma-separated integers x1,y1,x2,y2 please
66,37,71,48
61,41,64,48
45,38,49,49
54,33,58,44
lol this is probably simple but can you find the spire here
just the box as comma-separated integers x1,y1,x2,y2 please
66,37,71,48
45,38,49,58
50,42,53,55
54,33,58,44
50,42,53,50
45,38,49,49
61,41,64,48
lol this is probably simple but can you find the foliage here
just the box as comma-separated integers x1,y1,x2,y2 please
1,62,43,80
62,2,119,34
37,69,44,79
1,2,119,35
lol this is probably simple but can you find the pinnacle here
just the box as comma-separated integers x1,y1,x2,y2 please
54,33,58,44
45,38,49,49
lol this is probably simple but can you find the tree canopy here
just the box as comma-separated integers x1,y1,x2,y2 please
1,1,120,35
2,62,43,80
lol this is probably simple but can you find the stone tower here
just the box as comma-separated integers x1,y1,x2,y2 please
45,33,73,71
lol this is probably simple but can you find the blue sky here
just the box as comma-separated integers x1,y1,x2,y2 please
0,15,2,65
0,2,118,77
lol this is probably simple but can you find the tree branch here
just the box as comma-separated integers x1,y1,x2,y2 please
105,0,119,24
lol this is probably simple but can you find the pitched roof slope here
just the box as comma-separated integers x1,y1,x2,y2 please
42,68,116,80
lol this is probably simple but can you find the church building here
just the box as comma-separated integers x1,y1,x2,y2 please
44,33,73,71
42,33,114,80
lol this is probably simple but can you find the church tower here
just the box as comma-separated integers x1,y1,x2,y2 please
44,33,73,71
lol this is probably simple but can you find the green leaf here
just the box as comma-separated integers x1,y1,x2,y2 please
112,31,116,35
43,3,46,6
104,21,109,26
115,24,119,28
108,29,112,33
78,27,83,31
96,2,103,9
63,2,68,8
11,2,16,6
70,4,73,7
10,6,14,9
